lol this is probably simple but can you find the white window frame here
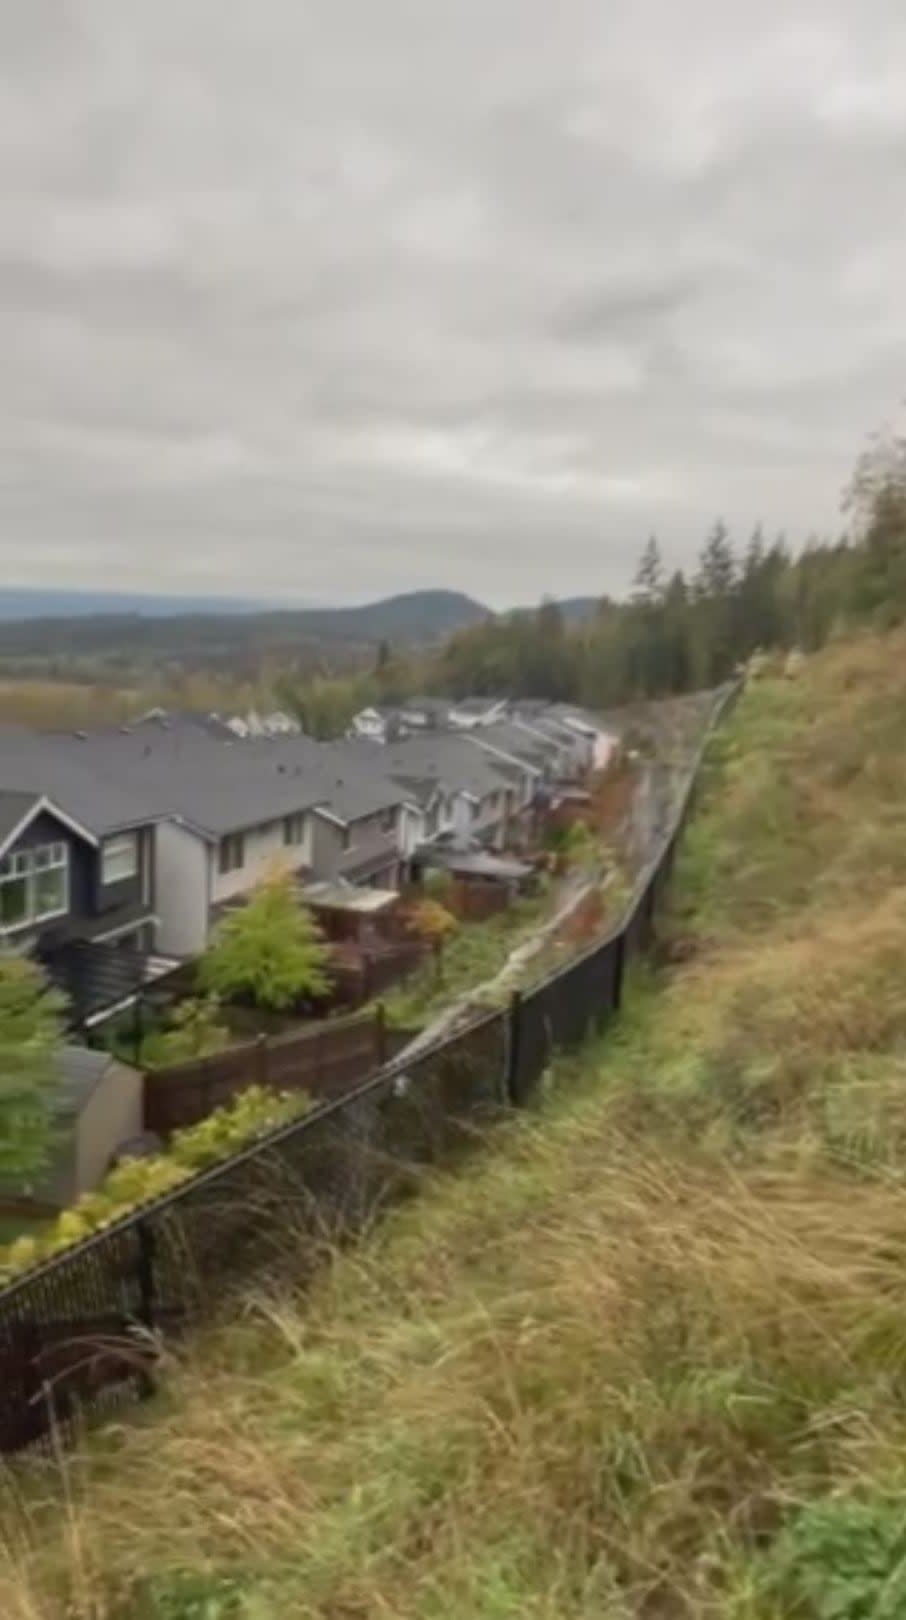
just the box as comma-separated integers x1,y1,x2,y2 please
101,831,139,886
0,841,69,932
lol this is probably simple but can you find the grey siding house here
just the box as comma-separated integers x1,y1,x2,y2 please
7,728,408,958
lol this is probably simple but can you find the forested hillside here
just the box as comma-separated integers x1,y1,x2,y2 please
289,427,906,733
5,626,906,1618
432,432,906,703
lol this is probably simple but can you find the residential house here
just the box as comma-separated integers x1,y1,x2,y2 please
0,732,171,1028
447,697,509,730
509,709,591,778
45,729,406,956
354,733,524,864
396,696,454,732
347,705,407,744
133,706,302,742
548,704,619,772
222,708,302,739
468,718,561,783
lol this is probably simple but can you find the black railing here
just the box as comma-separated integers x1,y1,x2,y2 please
0,683,738,1457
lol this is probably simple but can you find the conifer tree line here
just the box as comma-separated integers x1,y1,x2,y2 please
277,426,906,730
428,428,906,707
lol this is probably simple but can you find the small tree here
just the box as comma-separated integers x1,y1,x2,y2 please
0,958,66,1179
405,897,458,981
143,995,230,1068
200,876,332,1011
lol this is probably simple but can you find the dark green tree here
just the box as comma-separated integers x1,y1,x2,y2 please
0,959,66,1179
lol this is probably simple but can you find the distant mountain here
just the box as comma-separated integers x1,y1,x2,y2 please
0,589,490,665
0,588,283,621
275,590,490,643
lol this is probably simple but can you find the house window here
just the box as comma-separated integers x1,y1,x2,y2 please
341,826,352,852
380,807,396,833
0,842,68,931
283,813,305,846
101,832,139,885
218,833,245,874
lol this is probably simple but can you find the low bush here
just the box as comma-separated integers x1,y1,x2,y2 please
0,1084,312,1280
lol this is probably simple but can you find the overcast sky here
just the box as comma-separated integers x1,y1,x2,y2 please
3,1,906,608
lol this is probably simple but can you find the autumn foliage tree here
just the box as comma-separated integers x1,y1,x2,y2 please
405,897,458,980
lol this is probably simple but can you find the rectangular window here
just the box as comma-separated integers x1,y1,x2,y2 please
283,813,305,846
341,826,352,853
218,834,245,874
101,831,139,885
380,807,396,833
0,841,68,931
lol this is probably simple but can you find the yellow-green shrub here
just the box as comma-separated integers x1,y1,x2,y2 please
0,1085,312,1280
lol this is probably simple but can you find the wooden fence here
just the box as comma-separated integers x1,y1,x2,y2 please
143,1009,411,1136
449,880,511,923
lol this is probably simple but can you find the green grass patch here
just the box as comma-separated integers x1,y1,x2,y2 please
380,892,550,1026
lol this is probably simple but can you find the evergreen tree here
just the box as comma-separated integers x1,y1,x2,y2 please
631,536,664,604
0,959,66,1179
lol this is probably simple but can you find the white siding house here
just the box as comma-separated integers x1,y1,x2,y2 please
154,820,210,956
209,814,313,908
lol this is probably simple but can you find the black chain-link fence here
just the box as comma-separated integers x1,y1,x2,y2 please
0,683,738,1456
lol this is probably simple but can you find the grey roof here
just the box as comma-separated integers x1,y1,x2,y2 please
0,724,407,845
0,789,41,851
261,739,408,824
452,696,506,716
416,846,533,882
469,721,558,772
549,703,621,737
0,734,157,838
54,1045,117,1118
131,708,237,740
360,732,517,806
511,714,584,752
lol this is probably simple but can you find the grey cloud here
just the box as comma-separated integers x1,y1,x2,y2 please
550,276,705,342
1,0,906,607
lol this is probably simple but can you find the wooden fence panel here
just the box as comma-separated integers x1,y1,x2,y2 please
143,1011,383,1135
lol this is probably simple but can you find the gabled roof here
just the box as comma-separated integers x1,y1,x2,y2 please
0,789,100,861
0,734,158,839
468,721,556,773
0,790,42,851
451,696,507,717
511,714,582,751
0,721,412,845
549,703,621,738
357,732,518,807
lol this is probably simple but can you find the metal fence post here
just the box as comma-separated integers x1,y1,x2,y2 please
135,1219,157,1399
612,931,626,1012
506,990,523,1107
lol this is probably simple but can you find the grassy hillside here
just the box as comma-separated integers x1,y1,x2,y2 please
4,629,906,1618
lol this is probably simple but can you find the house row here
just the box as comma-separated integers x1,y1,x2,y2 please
0,699,616,1030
